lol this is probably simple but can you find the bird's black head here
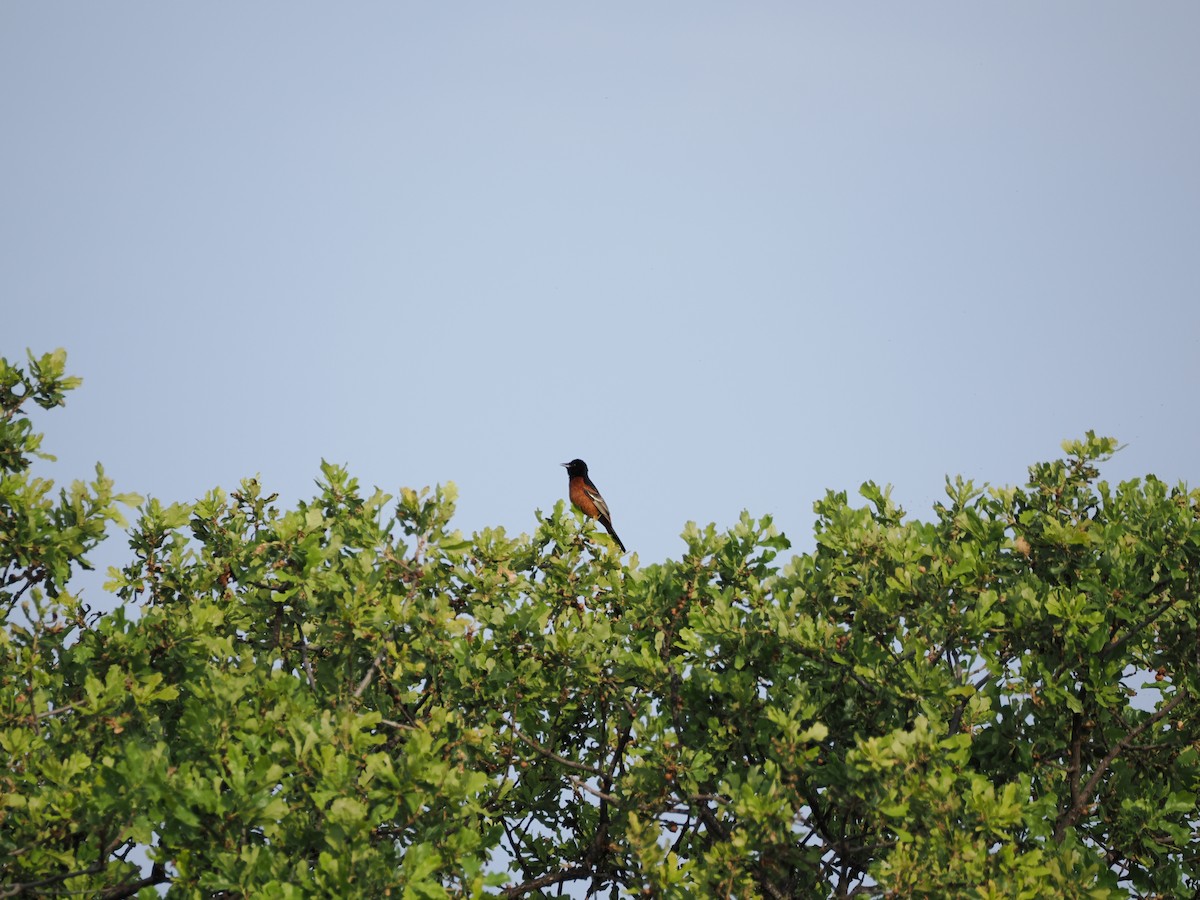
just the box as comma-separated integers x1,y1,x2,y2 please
562,459,588,478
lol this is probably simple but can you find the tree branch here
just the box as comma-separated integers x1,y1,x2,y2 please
35,701,84,721
353,649,387,699
947,670,995,736
567,774,618,804
0,841,166,899
297,631,318,691
1054,690,1188,841
504,717,606,777
502,864,591,899
1099,585,1179,662
99,861,169,899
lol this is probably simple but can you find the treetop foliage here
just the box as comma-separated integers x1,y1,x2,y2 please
2,350,1199,898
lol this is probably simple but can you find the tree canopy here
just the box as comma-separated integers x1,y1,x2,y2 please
3,350,1199,898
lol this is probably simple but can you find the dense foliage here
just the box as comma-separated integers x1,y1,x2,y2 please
3,350,1199,898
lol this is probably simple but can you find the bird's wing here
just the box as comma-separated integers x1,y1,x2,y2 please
584,484,611,521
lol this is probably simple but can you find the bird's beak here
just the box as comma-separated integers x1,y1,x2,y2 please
561,462,569,467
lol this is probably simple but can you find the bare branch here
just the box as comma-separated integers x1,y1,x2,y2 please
378,718,415,731
353,649,387,699
502,864,591,899
504,717,606,777
35,701,83,721
567,774,619,804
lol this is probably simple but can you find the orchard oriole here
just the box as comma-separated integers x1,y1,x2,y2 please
562,458,626,553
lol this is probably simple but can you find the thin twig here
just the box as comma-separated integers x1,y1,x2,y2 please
298,635,318,691
34,701,83,721
505,718,605,777
568,775,619,804
353,649,387,699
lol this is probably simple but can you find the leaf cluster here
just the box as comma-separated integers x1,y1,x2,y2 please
3,352,1199,898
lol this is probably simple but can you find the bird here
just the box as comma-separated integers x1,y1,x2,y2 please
561,458,626,553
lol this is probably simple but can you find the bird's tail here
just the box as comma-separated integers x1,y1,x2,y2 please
601,518,626,554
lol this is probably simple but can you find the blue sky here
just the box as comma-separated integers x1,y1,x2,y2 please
4,4,1198,575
